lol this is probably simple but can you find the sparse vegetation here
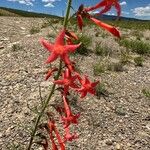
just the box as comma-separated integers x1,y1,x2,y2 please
93,62,106,75
120,51,132,65
134,56,144,66
94,43,109,56
142,89,150,98
105,20,150,30
30,26,40,34
119,39,150,55
96,83,108,99
12,43,23,51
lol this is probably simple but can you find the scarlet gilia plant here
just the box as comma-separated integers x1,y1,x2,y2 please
27,0,121,149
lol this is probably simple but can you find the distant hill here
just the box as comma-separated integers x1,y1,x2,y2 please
93,13,143,21
0,7,61,18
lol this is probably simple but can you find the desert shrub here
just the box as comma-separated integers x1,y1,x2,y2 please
120,51,132,65
30,26,40,34
93,63,105,75
134,56,144,66
119,39,150,55
12,44,23,51
142,89,150,98
94,44,109,56
96,83,108,99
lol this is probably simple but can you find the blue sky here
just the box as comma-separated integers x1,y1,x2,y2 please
0,0,150,20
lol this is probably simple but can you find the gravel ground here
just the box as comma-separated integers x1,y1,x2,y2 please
0,17,150,150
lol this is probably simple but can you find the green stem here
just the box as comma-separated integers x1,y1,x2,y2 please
27,0,72,149
63,0,72,28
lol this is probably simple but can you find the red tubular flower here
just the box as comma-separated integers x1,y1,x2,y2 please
76,4,85,30
77,75,99,98
64,126,78,142
40,29,81,66
89,17,121,38
54,68,79,95
47,119,65,150
76,4,121,38
62,96,80,128
45,68,58,80
86,0,121,17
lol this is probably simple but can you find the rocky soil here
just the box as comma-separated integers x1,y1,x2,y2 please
0,17,150,150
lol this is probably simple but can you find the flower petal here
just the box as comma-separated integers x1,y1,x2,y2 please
61,54,71,65
85,0,106,12
46,52,58,64
77,14,83,30
98,5,111,15
91,81,99,87
64,43,81,53
55,29,66,46
40,38,53,52
90,17,121,38
114,2,121,17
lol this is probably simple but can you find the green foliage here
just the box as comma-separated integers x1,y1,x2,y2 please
12,44,23,51
73,34,92,55
93,63,105,75
105,20,150,30
96,83,108,99
134,56,144,66
94,43,109,56
142,89,150,98
30,26,40,34
119,39,150,55
120,51,132,65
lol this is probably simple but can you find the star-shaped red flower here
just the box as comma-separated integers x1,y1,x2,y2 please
40,29,81,66
77,75,99,98
54,68,79,95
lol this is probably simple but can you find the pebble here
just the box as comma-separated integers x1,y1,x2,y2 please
146,123,150,131
0,46,4,49
105,139,113,145
115,143,121,150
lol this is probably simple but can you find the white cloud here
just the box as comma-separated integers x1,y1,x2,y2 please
122,11,129,15
7,0,35,6
120,1,127,6
107,12,115,16
42,0,61,7
132,4,150,16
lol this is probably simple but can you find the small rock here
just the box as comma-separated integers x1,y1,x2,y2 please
1,37,9,41
146,123,150,131
20,27,26,30
115,106,126,116
0,46,4,49
40,81,52,87
115,143,121,150
106,139,113,145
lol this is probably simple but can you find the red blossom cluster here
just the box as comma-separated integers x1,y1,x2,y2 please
38,0,121,149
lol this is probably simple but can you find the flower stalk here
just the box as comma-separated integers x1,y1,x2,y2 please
27,0,72,149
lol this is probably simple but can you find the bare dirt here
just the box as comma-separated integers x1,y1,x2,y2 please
0,17,150,150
